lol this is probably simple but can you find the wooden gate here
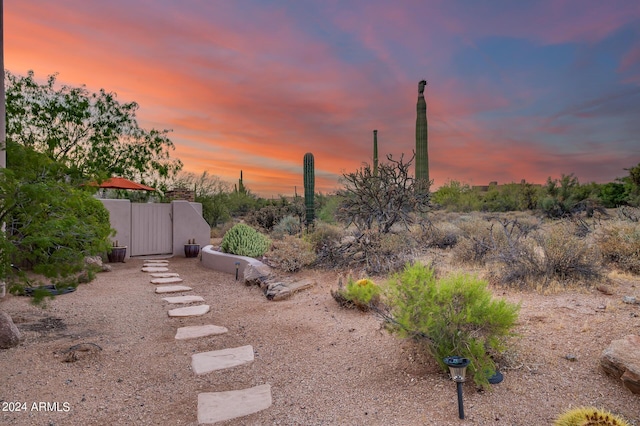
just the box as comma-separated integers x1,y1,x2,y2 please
130,203,173,256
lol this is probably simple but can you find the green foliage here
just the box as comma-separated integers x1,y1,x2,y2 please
385,263,519,387
553,406,631,426
316,192,340,223
332,277,381,311
221,223,271,257
304,153,315,226
266,235,315,272
598,182,627,208
432,180,481,212
272,215,302,239
1,141,112,290
5,70,182,185
538,173,600,218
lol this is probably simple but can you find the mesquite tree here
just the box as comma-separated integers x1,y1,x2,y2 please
337,153,430,234
5,70,182,185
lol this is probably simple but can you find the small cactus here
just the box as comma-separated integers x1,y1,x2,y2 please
221,223,271,258
554,407,630,426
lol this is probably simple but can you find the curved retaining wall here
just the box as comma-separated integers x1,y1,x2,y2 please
200,245,267,280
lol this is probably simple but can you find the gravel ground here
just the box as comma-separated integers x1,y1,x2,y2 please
1,257,639,425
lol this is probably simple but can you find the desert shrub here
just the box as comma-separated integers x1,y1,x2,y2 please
451,217,500,265
246,205,282,232
420,222,460,249
553,406,631,426
596,221,640,274
272,215,302,239
305,222,347,268
535,225,601,283
383,263,519,387
221,223,271,257
266,235,315,272
331,277,381,311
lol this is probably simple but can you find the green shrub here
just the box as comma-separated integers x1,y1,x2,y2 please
384,263,519,387
221,223,271,257
331,277,381,311
596,221,640,274
266,235,315,272
272,215,302,239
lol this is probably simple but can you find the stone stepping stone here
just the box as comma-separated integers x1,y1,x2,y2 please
144,259,169,264
155,285,192,294
192,345,254,375
198,384,272,424
162,295,205,304
175,324,228,340
168,305,210,317
150,273,180,278
150,277,183,284
142,266,169,272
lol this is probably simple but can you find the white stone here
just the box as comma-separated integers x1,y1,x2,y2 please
198,384,272,424
142,266,169,272
175,324,228,340
168,305,210,317
151,277,183,284
154,285,192,294
150,273,180,278
162,295,205,304
191,345,254,375
144,259,169,264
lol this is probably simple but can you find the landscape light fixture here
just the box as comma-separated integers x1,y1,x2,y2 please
443,356,470,420
235,262,240,281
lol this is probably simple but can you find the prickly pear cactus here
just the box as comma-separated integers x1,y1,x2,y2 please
554,407,630,426
221,223,271,257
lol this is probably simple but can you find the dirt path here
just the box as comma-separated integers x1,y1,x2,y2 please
1,257,639,425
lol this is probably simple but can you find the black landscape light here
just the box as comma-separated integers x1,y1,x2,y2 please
235,262,240,281
443,356,470,420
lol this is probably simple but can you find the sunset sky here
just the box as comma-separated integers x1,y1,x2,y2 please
6,0,640,197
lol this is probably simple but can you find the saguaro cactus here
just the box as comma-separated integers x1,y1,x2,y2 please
303,152,315,226
373,129,379,177
415,80,429,185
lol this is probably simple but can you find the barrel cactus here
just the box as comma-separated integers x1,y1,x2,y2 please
303,152,315,227
221,223,271,257
554,407,630,426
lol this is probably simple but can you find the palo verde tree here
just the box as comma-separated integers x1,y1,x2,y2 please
4,70,182,185
337,153,430,233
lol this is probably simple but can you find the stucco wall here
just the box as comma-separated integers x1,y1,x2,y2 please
101,199,132,258
171,201,210,257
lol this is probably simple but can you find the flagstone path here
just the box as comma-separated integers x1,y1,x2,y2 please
162,295,205,304
141,258,272,424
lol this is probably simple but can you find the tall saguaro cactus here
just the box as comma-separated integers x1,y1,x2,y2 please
373,129,379,177
303,152,315,227
415,80,429,186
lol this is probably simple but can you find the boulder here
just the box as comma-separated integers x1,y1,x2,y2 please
243,263,271,287
600,334,640,394
0,312,22,349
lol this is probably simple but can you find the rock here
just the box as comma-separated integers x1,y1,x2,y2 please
85,256,111,272
600,334,640,394
265,282,291,301
0,312,22,349
622,296,637,305
243,263,271,287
